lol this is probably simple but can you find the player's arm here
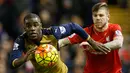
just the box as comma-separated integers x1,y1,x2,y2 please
9,36,25,68
58,37,70,48
9,35,36,69
11,46,37,69
56,23,110,54
58,33,84,48
50,22,90,40
42,23,111,54
104,30,123,50
42,22,89,47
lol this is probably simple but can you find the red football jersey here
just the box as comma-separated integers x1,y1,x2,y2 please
68,24,122,73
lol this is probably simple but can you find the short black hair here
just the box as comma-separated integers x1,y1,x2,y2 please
92,2,108,12
24,13,41,22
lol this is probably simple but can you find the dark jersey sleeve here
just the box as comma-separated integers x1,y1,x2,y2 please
50,22,89,40
9,35,25,68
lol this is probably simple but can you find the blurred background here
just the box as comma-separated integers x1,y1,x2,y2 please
0,0,130,73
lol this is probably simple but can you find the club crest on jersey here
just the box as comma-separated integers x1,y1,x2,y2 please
26,45,35,50
106,36,110,42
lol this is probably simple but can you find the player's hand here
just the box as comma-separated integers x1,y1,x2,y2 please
87,37,111,54
79,42,96,52
24,46,37,61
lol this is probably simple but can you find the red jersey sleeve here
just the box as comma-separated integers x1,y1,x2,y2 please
68,33,83,44
110,24,122,38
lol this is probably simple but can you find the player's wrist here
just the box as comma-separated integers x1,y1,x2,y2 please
86,37,98,50
12,58,18,67
12,57,27,68
86,35,91,41
86,36,94,44
23,54,29,62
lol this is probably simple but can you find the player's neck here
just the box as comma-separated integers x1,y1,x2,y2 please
94,23,109,32
35,32,43,42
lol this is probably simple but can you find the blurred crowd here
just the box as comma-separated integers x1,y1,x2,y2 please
0,0,129,73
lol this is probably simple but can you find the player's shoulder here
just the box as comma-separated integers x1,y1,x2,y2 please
15,32,26,43
109,23,121,28
109,23,122,33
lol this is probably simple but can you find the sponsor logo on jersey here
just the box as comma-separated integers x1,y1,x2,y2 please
13,43,19,50
54,29,58,33
115,30,122,36
106,36,110,42
59,26,66,34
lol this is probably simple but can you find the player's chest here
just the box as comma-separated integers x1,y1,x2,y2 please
90,30,113,43
40,35,58,47
24,35,58,51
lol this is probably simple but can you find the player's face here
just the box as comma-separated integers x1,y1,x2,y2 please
24,17,42,40
92,8,109,29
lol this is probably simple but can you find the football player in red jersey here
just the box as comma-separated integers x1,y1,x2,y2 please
59,2,123,73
